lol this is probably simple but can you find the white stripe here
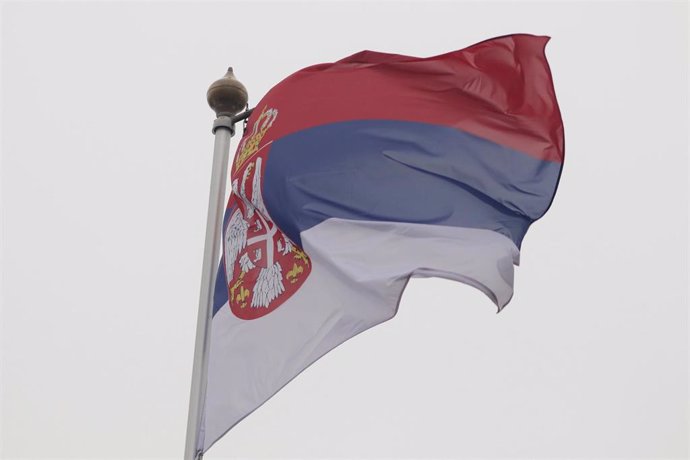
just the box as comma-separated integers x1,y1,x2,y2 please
202,218,519,451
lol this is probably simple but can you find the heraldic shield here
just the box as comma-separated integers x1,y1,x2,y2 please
223,107,311,320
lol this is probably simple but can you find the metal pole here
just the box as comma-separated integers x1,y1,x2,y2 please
185,68,248,460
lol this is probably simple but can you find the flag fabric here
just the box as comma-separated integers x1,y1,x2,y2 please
199,34,564,453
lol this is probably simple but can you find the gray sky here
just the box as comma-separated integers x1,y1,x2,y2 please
2,1,688,459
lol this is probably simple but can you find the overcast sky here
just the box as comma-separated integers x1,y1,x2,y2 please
1,1,688,459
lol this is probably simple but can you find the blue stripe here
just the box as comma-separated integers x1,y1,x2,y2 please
213,257,228,316
212,206,235,316
263,120,560,248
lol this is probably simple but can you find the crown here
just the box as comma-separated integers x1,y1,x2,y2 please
234,106,278,172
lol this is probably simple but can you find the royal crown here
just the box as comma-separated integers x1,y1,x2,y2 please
234,106,278,172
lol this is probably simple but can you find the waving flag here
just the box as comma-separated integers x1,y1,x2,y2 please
199,34,564,453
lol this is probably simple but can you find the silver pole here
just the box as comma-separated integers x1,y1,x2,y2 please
185,68,248,460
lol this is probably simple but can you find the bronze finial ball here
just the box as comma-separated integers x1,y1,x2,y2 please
207,67,249,117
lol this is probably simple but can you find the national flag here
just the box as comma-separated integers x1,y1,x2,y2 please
198,33,564,454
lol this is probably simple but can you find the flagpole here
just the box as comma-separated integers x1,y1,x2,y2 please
185,68,249,460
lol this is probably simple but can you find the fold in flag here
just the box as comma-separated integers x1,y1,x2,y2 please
199,34,564,453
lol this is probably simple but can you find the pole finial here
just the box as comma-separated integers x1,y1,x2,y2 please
207,67,248,118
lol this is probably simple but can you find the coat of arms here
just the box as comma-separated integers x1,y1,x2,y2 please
223,107,311,320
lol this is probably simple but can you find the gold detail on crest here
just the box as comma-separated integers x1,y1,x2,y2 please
236,286,250,307
234,106,278,172
230,272,249,308
286,263,304,284
292,246,310,267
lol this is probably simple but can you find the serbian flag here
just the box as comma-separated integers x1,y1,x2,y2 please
199,34,564,453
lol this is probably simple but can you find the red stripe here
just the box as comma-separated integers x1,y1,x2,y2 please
247,34,564,163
